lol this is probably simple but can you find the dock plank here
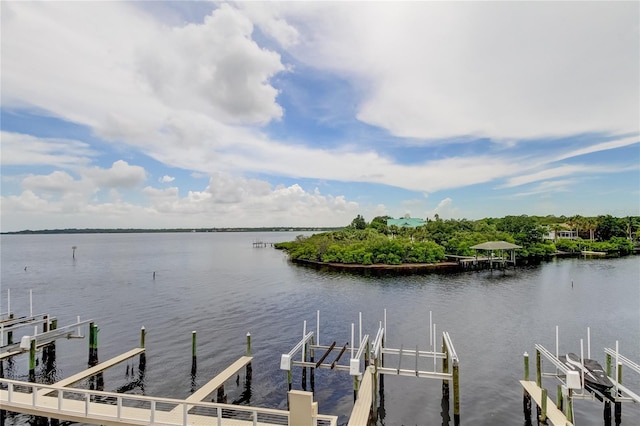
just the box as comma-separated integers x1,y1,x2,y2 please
348,367,373,426
520,380,573,426
186,356,253,404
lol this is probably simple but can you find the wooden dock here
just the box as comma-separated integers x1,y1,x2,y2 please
520,380,573,426
348,367,373,426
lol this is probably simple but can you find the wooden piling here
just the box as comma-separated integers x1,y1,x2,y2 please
523,352,531,423
88,322,98,366
452,359,460,425
246,332,252,381
535,349,541,387
7,313,14,344
566,389,574,423
191,331,197,375
139,326,146,372
353,374,360,403
217,385,226,403
615,363,622,424
539,388,548,423
556,384,563,412
29,339,36,382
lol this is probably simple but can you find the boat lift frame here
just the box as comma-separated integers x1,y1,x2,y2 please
281,309,461,424
523,326,640,425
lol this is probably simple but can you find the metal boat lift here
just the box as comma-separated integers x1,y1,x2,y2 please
281,309,460,425
521,326,640,425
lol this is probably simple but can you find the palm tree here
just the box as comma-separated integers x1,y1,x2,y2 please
585,218,597,242
550,223,563,243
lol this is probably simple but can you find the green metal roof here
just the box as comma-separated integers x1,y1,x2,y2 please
386,218,426,228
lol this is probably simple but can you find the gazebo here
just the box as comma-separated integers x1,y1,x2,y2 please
469,241,522,269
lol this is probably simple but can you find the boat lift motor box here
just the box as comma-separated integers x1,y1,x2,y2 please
566,370,582,390
20,335,32,350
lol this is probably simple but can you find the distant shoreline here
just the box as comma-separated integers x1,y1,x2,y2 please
1,228,339,235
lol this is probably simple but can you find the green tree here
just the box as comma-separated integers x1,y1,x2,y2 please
349,214,367,230
596,215,626,241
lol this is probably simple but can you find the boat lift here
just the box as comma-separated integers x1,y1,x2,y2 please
522,326,640,425
281,309,461,425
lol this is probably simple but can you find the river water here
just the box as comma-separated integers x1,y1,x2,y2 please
1,232,639,425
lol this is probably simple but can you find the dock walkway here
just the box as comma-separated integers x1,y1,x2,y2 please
520,380,573,426
1,377,338,426
348,367,373,426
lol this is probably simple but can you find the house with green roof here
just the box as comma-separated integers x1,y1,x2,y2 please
386,217,427,228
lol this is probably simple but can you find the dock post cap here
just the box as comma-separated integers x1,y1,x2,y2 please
524,352,528,356
141,326,145,330
246,332,251,336
192,330,196,334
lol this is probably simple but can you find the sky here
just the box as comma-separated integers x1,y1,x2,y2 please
1,1,639,232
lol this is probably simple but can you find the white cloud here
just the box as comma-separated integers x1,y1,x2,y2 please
0,131,95,168
1,2,637,231
84,160,147,189
159,175,176,183
248,1,638,140
426,197,460,220
0,171,362,231
555,135,640,162
513,180,576,198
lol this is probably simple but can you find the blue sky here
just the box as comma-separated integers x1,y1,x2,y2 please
1,1,638,232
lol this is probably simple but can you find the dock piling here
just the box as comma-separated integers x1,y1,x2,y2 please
615,362,622,424
246,332,252,380
539,388,548,424
191,331,197,376
523,352,531,423
88,323,98,367
29,339,36,382
452,359,460,426
139,326,146,372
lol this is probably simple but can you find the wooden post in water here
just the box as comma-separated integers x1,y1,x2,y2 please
523,352,531,424
29,339,36,382
353,374,360,403
88,322,98,366
139,326,146,372
539,388,548,424
191,331,197,376
452,359,460,426
566,388,574,423
614,363,622,424
7,313,13,344
246,332,252,381
556,384,563,412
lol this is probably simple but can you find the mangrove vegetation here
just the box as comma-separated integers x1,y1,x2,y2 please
275,214,639,265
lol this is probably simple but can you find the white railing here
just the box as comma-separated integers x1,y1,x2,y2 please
0,378,337,426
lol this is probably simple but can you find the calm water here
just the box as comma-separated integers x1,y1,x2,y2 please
1,232,639,425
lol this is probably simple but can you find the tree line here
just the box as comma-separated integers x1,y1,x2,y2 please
275,214,639,265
